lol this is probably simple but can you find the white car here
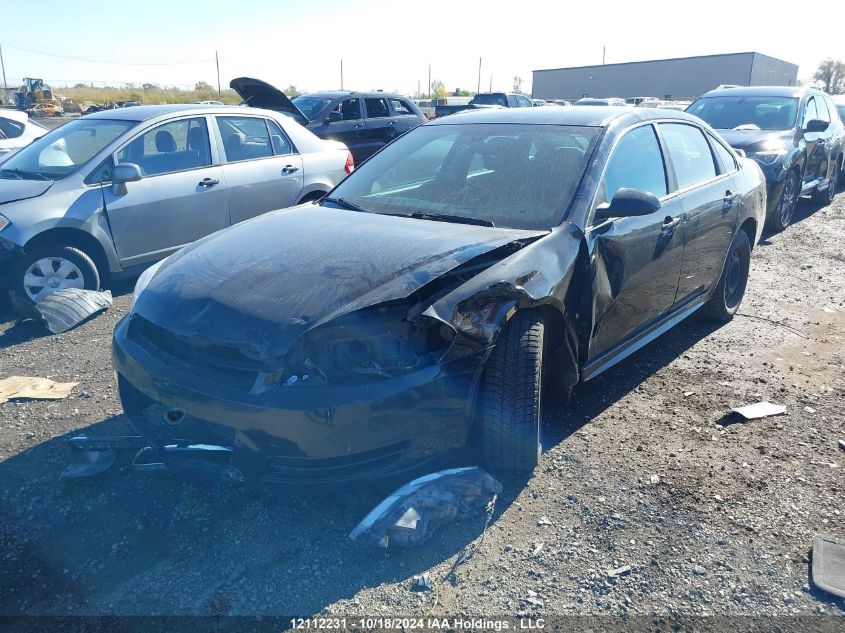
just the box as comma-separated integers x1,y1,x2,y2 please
0,110,47,163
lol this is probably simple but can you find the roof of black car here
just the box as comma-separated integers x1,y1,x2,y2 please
699,85,812,98
428,105,699,127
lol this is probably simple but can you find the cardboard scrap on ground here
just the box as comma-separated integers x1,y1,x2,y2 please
812,534,845,598
0,376,78,404
730,401,786,420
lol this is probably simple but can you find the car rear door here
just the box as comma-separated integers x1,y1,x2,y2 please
658,122,738,304
362,96,396,159
585,123,685,371
214,115,304,224
388,97,422,134
103,115,230,267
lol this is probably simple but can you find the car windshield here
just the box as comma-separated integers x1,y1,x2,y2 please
0,118,134,180
471,94,508,107
324,123,601,230
687,96,799,131
291,96,333,120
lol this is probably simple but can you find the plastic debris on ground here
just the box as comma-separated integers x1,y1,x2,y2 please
349,466,502,548
412,573,431,591
0,376,78,404
34,288,113,334
812,534,845,598
730,401,786,420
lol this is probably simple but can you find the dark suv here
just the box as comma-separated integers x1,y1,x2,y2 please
230,78,426,163
687,86,844,231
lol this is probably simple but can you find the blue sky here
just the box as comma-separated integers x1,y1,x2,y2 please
1,0,842,95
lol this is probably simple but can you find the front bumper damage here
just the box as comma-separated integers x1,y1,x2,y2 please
112,314,490,485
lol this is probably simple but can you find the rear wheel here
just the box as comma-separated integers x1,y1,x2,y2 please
701,230,751,322
476,310,543,473
13,243,100,304
812,168,837,206
767,170,799,232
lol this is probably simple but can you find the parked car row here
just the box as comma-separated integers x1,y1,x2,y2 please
0,78,839,484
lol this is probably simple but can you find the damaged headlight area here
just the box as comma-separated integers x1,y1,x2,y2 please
281,303,456,386
130,259,165,311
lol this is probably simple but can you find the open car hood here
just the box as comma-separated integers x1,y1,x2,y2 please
133,205,547,360
229,77,308,123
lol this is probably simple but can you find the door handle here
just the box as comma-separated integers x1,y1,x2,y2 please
662,216,681,230
198,178,219,187
724,190,738,203
282,165,299,174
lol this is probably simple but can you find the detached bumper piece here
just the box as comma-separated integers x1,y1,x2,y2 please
35,288,113,334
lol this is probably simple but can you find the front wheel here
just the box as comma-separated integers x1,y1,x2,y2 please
476,310,544,473
12,243,100,304
767,170,799,232
701,230,751,322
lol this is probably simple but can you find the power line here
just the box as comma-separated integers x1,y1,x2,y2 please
0,38,214,66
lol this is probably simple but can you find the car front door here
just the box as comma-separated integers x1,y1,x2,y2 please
214,115,303,224
659,122,738,303
362,97,396,159
318,97,366,161
103,116,229,267
585,123,685,372
801,96,827,189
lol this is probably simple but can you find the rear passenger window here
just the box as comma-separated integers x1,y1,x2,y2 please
117,117,210,177
390,99,413,115
216,116,273,163
659,123,717,189
601,124,667,203
0,117,24,139
708,134,736,174
365,98,390,118
332,98,362,121
266,119,294,155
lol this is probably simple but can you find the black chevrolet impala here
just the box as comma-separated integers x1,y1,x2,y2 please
112,107,766,483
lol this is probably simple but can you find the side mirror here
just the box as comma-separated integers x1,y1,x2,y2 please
326,111,343,124
804,118,829,134
111,162,142,195
594,188,661,222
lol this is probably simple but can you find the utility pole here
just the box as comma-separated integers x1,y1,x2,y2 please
340,60,344,90
489,75,492,92
428,63,431,98
602,45,606,65
0,43,7,92
215,51,221,97
477,57,482,94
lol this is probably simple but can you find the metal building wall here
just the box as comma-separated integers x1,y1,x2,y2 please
532,53,796,101
749,53,798,87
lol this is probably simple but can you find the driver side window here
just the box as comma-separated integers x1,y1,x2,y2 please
803,98,819,127
599,125,667,206
332,98,362,121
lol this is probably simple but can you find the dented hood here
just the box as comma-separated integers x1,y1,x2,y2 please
229,77,308,123
133,205,546,359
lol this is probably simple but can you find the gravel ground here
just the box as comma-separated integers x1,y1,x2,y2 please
0,192,843,623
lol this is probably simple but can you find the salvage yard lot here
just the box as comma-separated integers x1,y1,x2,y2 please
0,195,843,619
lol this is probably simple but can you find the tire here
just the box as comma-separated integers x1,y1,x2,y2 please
700,230,751,322
766,170,799,232
812,167,837,206
13,243,100,305
476,310,543,473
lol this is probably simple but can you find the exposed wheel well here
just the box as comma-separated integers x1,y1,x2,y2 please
24,229,111,285
738,217,757,248
298,190,327,204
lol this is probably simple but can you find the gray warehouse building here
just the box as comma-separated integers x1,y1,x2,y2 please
532,52,798,101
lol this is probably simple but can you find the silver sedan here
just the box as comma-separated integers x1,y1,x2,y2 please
0,104,353,303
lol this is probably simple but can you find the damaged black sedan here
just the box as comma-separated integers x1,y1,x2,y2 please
112,107,765,483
